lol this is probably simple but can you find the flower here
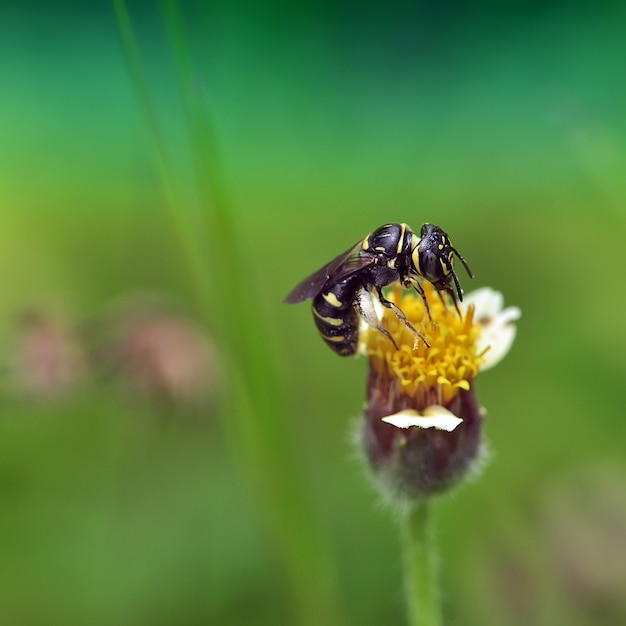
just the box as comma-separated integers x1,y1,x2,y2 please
12,310,86,401
91,295,220,406
358,283,520,501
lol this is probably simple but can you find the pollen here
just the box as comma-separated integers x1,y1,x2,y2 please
360,282,485,408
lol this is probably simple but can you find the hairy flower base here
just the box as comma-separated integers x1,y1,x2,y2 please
363,370,484,500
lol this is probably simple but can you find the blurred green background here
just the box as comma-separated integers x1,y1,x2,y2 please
1,1,626,625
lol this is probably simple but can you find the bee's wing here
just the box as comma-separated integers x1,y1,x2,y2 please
284,243,374,304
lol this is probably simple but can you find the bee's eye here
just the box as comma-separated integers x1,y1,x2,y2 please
419,249,444,282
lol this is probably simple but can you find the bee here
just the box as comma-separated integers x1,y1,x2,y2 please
283,222,473,356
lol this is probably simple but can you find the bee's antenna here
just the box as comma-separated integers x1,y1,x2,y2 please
449,267,464,302
452,247,474,279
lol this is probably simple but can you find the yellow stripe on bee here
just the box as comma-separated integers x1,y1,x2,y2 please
313,307,344,326
412,246,422,274
316,325,345,341
322,291,342,307
397,223,407,255
322,334,345,343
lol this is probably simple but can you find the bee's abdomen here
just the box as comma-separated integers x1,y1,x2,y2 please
312,279,360,356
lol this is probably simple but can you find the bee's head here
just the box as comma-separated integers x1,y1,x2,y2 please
411,223,474,301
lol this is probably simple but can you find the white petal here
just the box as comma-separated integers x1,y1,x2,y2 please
462,287,504,320
479,322,518,371
462,287,521,371
382,407,463,432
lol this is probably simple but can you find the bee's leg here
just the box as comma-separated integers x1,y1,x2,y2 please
411,280,432,320
356,289,398,349
436,286,462,317
376,287,430,350
450,288,462,316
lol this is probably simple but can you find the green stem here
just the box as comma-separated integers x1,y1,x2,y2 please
112,3,343,624
402,500,442,626
111,0,216,316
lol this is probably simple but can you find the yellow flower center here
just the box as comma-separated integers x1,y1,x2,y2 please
360,282,485,408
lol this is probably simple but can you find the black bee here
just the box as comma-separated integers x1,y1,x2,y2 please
284,223,473,356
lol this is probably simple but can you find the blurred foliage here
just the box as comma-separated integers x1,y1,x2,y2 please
1,1,625,624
